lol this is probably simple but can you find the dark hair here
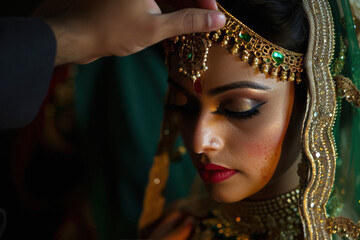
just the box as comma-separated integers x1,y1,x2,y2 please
218,0,309,53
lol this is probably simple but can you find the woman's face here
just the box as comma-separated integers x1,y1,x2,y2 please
168,44,295,203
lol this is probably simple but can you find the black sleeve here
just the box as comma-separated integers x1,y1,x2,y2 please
0,17,56,129
0,208,5,238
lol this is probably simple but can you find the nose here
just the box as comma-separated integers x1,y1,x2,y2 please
190,113,224,154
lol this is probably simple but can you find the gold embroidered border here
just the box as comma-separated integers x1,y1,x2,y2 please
300,0,337,239
334,75,360,108
327,217,360,238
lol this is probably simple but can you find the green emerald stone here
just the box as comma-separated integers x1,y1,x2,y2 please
187,52,193,60
272,51,284,65
239,32,251,42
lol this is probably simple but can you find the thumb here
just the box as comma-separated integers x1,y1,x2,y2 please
163,217,194,240
156,8,225,40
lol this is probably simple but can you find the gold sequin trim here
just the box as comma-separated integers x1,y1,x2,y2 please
334,75,360,108
327,217,360,239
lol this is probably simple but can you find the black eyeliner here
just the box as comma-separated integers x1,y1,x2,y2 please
214,102,267,119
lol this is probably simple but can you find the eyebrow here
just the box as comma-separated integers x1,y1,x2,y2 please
208,81,271,96
167,78,271,96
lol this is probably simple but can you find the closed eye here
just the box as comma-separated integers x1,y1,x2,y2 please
214,102,266,119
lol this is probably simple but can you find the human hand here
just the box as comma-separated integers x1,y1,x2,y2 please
34,0,225,65
149,211,194,240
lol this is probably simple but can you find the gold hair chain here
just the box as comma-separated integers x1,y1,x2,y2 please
167,3,304,90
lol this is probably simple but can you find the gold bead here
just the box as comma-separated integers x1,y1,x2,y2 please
262,64,270,74
280,71,288,81
289,72,295,82
271,67,279,78
251,57,261,67
222,39,228,46
153,178,160,184
241,50,250,61
231,45,239,55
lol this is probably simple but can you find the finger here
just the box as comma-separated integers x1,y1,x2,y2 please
147,0,162,14
163,217,194,240
149,212,186,238
152,212,183,233
155,8,225,40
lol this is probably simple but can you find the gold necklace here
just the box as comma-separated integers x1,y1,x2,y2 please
191,188,303,240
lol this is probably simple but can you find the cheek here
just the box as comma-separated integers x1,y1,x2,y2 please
242,127,285,182
237,89,294,184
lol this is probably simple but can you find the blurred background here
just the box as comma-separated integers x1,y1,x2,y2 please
0,2,196,239
0,46,196,239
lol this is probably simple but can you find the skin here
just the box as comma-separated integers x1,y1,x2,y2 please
32,0,226,65
150,44,305,239
168,44,301,202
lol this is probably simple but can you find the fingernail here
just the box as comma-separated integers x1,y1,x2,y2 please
208,11,226,30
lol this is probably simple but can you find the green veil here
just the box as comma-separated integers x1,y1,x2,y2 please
327,0,360,233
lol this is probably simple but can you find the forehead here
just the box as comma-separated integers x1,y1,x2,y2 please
170,44,291,93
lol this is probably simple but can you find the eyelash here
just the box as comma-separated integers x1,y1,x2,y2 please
214,106,260,119
165,102,266,120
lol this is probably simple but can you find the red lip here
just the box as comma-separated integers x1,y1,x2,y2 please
196,163,237,184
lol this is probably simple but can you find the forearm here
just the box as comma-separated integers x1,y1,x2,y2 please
45,16,101,65
37,0,225,65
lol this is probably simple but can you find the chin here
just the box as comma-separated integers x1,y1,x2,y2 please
206,185,248,203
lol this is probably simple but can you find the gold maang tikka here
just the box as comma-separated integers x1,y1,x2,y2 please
167,3,305,94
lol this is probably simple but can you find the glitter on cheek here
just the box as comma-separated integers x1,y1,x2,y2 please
243,136,283,183
260,144,283,182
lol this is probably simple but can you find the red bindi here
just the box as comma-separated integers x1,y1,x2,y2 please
194,78,203,96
